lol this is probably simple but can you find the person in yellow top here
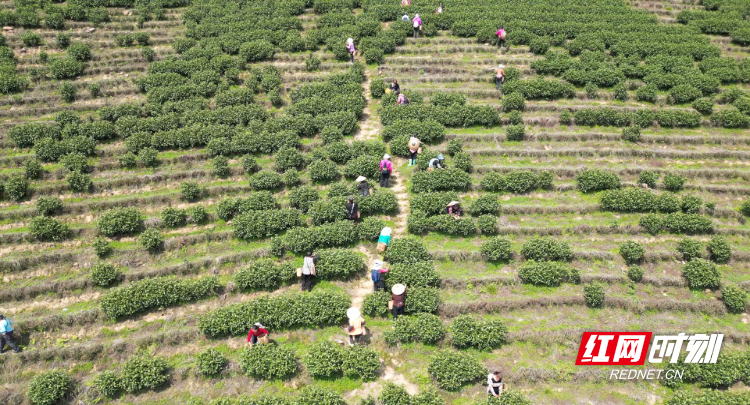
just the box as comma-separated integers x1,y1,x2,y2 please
346,308,366,346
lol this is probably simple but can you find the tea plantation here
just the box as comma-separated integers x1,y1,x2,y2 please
1,0,750,403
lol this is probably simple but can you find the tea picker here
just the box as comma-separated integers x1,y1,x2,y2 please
346,308,366,346
428,154,445,171
408,135,421,166
379,154,392,187
447,200,462,217
0,315,20,353
377,226,391,253
371,260,389,291
390,284,406,320
356,176,370,196
247,323,269,347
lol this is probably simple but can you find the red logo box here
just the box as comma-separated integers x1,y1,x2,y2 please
576,332,653,365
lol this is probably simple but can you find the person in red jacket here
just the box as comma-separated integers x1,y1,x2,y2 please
247,323,269,347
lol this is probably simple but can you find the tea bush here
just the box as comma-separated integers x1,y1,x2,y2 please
481,236,513,261
305,341,344,378
411,169,471,193
297,386,346,405
139,228,164,253
664,173,686,191
640,213,713,235
213,156,230,177
93,237,112,258
358,217,385,241
309,200,347,225
502,93,525,112
380,383,410,405
384,262,440,289
627,266,645,282
638,171,660,188
682,258,721,289
447,139,463,156
180,180,206,201
584,282,605,308
24,158,44,179
282,220,358,253
721,285,748,314
740,199,750,217
576,169,620,193
234,259,294,291
506,124,525,141
428,351,486,391
309,159,340,183
198,289,350,337
386,236,430,264
622,126,641,142
620,241,645,264
707,235,731,264
411,192,458,216
29,216,69,241
692,97,714,115
233,209,302,240
27,370,71,405
66,171,92,192
342,345,380,380
120,354,170,393
521,236,572,261
450,315,507,351
389,313,446,344
315,249,364,279
480,170,553,193
677,238,704,261
36,196,63,216
240,344,297,380
93,371,121,398
161,207,187,228
90,262,120,287
518,260,579,286
467,194,499,216
195,348,228,377
101,276,220,319
5,175,29,201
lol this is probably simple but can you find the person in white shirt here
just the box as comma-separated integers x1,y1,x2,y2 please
487,371,505,397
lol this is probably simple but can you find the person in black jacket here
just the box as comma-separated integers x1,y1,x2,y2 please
346,196,359,224
389,79,400,95
356,176,370,196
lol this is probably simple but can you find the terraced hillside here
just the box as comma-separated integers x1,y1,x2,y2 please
1,0,750,404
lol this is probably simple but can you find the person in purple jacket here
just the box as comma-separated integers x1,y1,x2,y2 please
379,154,392,187
346,38,355,63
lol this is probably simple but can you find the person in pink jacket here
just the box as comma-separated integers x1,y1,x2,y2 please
379,154,392,187
495,26,507,49
412,14,422,38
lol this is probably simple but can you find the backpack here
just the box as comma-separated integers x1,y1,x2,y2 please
496,69,504,79
371,269,379,282
413,20,419,28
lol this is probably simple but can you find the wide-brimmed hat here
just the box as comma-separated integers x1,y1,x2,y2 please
447,201,460,207
373,260,383,270
437,154,445,160
498,64,505,68
380,227,392,236
392,284,406,295
347,308,361,319
383,153,391,159
356,176,367,182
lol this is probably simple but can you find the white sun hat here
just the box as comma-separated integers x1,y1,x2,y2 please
380,227,392,236
347,307,361,319
447,201,460,206
498,64,505,68
356,176,367,182
392,284,406,295
373,260,383,270
383,153,391,159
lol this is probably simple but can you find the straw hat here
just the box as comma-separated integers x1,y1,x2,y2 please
356,176,367,183
380,227,392,236
447,201,460,207
409,137,420,149
373,260,383,270
383,153,391,160
347,308,361,320
392,284,406,295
